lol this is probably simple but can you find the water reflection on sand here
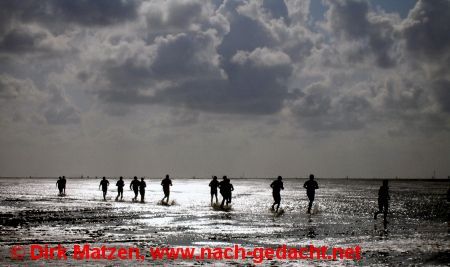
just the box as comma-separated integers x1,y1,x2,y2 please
0,178,448,265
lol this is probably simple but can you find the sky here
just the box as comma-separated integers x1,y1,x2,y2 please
0,0,449,178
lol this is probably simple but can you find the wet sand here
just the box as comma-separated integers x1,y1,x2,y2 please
0,178,448,266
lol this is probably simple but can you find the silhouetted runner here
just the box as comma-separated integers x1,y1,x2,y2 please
374,180,390,221
161,174,172,204
62,176,66,194
448,187,450,202
227,178,234,205
209,176,219,205
219,176,230,208
271,176,284,212
303,174,319,214
140,177,146,203
99,177,109,201
116,176,124,201
130,176,140,201
447,177,450,202
56,177,64,195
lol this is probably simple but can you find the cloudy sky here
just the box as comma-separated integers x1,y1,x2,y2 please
0,0,449,178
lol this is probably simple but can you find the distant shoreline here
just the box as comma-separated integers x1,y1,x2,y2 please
0,177,448,181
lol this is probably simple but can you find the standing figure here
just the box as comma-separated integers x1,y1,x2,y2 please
209,176,219,205
271,176,284,212
161,174,172,204
56,177,64,195
116,176,124,201
303,174,319,214
374,180,390,221
99,177,110,201
61,176,67,195
140,177,146,203
130,176,140,201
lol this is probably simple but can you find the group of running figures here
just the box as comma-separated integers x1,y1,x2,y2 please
98,175,172,203
265,174,389,219
271,174,319,214
210,174,388,219
208,174,321,213
267,175,390,219
59,174,390,219
208,176,234,208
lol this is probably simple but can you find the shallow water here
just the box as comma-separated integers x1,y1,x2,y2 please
0,178,448,266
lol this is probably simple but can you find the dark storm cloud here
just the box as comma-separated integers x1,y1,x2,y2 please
324,0,396,68
0,0,138,57
150,47,292,114
432,80,450,113
402,0,450,60
0,26,70,56
85,0,298,115
1,0,449,133
98,44,292,115
217,9,275,60
0,28,46,54
400,0,450,114
79,0,448,132
326,0,370,37
97,31,224,104
49,0,138,26
262,0,289,20
149,78,285,115
0,0,138,27
151,33,220,79
291,0,450,133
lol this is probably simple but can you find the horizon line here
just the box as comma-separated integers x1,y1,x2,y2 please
0,176,448,180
